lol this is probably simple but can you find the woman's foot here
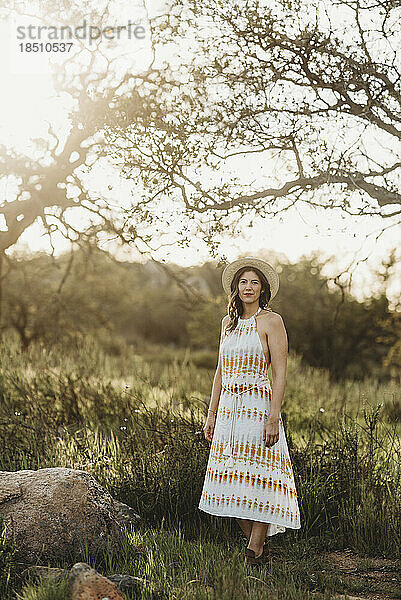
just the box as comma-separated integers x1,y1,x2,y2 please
244,542,270,565
244,544,270,565
243,537,269,562
246,543,264,557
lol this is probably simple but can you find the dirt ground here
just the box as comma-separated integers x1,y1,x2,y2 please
320,549,401,600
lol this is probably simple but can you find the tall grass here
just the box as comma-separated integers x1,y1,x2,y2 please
0,333,400,598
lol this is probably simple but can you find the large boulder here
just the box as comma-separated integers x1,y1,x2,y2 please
0,467,140,563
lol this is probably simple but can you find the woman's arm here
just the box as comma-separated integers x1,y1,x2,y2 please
263,313,288,447
203,316,228,442
269,313,288,419
207,315,228,414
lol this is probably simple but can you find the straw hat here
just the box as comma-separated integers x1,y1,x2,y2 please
221,256,279,300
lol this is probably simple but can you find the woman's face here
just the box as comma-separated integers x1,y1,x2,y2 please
237,270,262,303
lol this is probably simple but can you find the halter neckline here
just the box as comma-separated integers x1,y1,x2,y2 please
239,306,262,321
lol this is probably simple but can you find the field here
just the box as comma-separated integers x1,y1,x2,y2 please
0,334,400,600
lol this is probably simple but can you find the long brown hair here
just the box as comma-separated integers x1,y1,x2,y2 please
224,266,272,335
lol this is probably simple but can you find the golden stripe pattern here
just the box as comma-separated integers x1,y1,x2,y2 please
199,489,298,523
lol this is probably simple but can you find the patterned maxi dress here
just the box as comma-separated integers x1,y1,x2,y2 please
198,307,301,536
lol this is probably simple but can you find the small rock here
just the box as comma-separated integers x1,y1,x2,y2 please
333,596,367,600
107,574,147,591
69,562,125,600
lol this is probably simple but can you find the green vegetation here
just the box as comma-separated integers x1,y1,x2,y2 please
0,333,399,599
1,248,400,382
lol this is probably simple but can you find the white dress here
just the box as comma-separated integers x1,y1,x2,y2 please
198,307,301,536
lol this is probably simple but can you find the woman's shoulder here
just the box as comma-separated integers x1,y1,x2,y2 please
258,309,283,325
259,307,277,315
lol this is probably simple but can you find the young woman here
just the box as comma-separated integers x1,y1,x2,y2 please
198,256,301,565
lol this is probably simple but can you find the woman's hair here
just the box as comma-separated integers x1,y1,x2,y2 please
224,266,272,335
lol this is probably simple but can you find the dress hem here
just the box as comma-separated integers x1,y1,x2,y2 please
198,505,301,531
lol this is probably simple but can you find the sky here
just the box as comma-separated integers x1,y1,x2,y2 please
1,0,400,306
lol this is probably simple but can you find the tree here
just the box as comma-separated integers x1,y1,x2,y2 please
0,0,174,330
1,246,130,350
372,249,401,380
104,0,401,264
276,257,393,381
0,1,167,253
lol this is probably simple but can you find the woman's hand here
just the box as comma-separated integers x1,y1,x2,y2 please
263,416,279,447
203,414,215,442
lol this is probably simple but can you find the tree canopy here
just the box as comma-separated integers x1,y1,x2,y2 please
104,0,401,255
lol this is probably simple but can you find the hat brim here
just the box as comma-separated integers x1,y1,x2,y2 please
221,256,279,300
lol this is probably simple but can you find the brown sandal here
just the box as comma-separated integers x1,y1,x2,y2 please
244,545,270,565
243,537,270,564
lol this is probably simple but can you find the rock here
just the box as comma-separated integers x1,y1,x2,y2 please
107,573,147,591
0,468,140,563
69,562,125,600
26,563,165,599
332,596,369,600
112,499,141,526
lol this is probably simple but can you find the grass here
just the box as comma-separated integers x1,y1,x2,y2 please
0,332,399,599
12,525,401,599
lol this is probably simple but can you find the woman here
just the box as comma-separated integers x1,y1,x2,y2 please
198,256,301,565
